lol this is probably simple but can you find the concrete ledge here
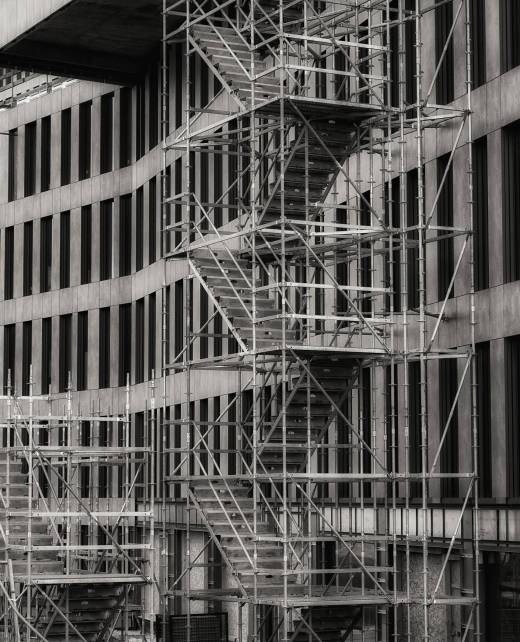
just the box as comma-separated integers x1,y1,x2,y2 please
0,0,163,84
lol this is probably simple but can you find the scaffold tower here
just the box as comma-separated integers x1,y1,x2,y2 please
158,0,480,640
0,370,156,642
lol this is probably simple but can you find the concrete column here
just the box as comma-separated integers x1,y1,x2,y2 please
91,96,101,179
487,129,502,287
490,337,505,498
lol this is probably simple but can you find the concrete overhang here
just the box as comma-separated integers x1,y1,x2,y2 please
0,0,164,85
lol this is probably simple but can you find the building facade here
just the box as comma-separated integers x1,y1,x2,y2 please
0,1,518,640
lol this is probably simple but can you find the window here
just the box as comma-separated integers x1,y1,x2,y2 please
59,314,72,393
149,64,159,149
385,177,401,312
174,280,184,360
78,100,92,180
437,153,454,300
3,324,15,393
470,0,486,88
148,293,156,379
8,128,17,202
40,216,53,293
200,288,208,359
149,177,157,264
99,307,111,388
213,141,223,228
60,211,70,289
23,221,33,296
77,311,88,391
119,303,132,386
501,0,520,73
227,395,236,475
360,368,372,498
100,92,114,174
24,121,37,197
439,358,459,498
119,194,132,277
136,82,146,160
502,121,520,282
174,158,182,248
136,187,143,271
360,192,372,315
41,318,52,394
505,335,520,496
135,298,144,384
41,116,51,192
473,136,489,290
22,321,32,396
407,168,420,309
120,87,132,168
61,108,71,186
409,361,421,498
4,226,14,300
476,341,492,497
175,43,184,128
435,0,454,104
80,205,92,284
100,200,113,280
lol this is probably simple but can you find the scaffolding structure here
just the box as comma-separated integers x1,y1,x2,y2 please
161,0,479,640
0,370,156,641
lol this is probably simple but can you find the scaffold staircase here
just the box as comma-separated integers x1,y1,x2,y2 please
0,455,134,642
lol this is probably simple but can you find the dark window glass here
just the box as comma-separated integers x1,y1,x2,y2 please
100,199,113,280
149,177,157,264
435,0,454,104
473,136,489,290
60,211,71,289
8,129,17,202
505,335,520,496
77,311,88,391
41,116,51,192
3,324,15,393
136,82,146,160
59,314,72,393
136,187,143,271
148,293,156,379
4,226,14,300
407,168,420,309
175,42,184,128
41,317,52,394
439,358,459,498
40,216,53,293
437,153,454,300
23,221,33,296
149,64,159,149
80,205,92,285
100,92,114,174
78,101,92,180
24,121,37,197
470,0,486,88
503,121,520,283
174,279,184,361
200,288,208,359
120,87,132,168
22,321,32,395
99,307,111,388
476,341,492,497
61,108,71,186
119,303,132,386
135,298,144,384
409,361,421,498
119,194,132,277
501,0,520,73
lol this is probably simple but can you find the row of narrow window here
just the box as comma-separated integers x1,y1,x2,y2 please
4,179,157,299
3,296,156,395
8,65,161,202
